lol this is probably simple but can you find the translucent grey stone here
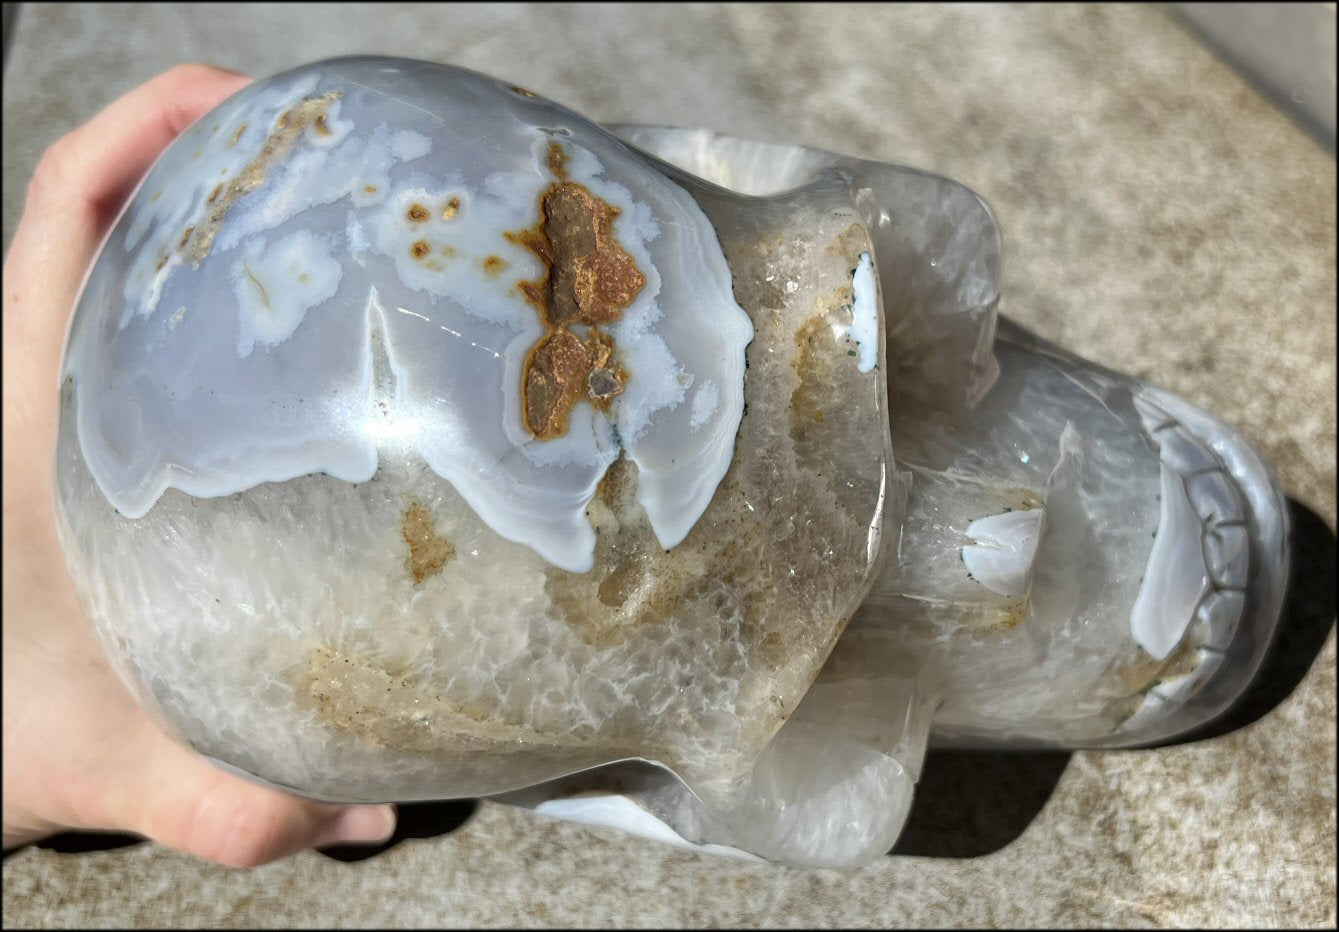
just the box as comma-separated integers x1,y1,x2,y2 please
54,57,1290,869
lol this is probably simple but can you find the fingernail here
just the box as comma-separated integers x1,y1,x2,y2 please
319,804,397,847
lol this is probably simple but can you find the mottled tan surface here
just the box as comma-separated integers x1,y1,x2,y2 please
2,3,1334,927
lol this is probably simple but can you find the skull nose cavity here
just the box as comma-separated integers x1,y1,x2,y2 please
961,507,1044,598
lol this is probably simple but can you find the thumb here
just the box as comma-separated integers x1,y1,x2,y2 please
107,721,396,868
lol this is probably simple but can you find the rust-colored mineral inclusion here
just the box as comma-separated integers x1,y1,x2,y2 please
508,145,644,440
184,92,343,266
401,502,454,584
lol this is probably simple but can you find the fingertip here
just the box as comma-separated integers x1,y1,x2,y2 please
140,763,397,867
169,61,252,82
151,62,253,118
313,804,398,849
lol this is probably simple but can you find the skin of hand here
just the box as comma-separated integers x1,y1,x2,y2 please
2,63,398,868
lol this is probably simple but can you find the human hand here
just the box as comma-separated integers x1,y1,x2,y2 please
2,64,398,868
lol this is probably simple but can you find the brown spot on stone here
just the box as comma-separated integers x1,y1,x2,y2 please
181,90,343,265
510,85,537,98
243,264,271,309
787,277,882,474
313,113,332,137
544,457,774,672
228,122,248,148
407,202,430,223
154,253,168,273
410,240,431,260
442,196,461,220
506,180,645,438
364,184,378,195
482,255,508,277
1159,635,1202,681
516,183,645,327
1116,649,1167,695
547,140,569,179
176,225,195,252
440,244,457,258
790,312,832,428
597,559,641,609
587,365,626,405
523,330,594,439
1115,629,1202,695
827,222,871,260
547,457,701,648
401,501,454,584
300,646,616,755
968,595,1031,635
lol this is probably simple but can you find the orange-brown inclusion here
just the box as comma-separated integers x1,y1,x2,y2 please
482,255,508,277
410,240,430,260
547,141,569,179
442,196,461,220
407,203,430,222
181,91,343,265
401,502,454,583
507,176,643,439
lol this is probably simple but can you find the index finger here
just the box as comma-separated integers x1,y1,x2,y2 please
6,63,251,335
26,63,253,224
3,63,252,489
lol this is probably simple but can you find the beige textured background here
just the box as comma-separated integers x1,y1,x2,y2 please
2,3,1335,927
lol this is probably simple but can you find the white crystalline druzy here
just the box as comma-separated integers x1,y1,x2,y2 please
71,64,754,573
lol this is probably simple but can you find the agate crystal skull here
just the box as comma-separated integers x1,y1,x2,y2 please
55,57,1290,868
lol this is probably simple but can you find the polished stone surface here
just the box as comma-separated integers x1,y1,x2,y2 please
3,2,1334,926
55,57,890,826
